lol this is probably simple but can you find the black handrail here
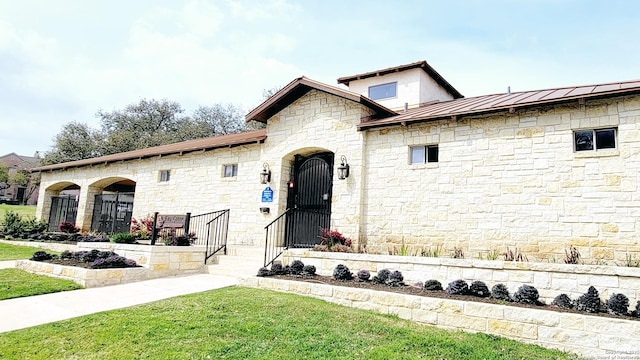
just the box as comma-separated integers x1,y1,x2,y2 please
190,209,230,262
264,208,329,267
264,208,292,267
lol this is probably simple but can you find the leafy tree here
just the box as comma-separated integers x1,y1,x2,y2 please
43,98,265,165
42,122,102,165
97,99,185,155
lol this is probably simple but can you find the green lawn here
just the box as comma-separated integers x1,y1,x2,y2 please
0,243,51,261
0,204,36,220
0,287,573,360
0,268,82,300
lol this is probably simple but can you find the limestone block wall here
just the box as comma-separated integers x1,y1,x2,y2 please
38,143,267,245
283,250,640,304
240,276,640,358
260,89,374,247
362,95,640,262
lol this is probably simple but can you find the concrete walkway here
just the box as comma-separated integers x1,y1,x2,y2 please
0,273,238,333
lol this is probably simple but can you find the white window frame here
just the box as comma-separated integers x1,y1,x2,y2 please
410,145,439,164
368,82,397,100
573,128,617,152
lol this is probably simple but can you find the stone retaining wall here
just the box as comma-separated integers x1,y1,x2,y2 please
239,276,640,359
76,243,206,277
284,250,640,304
16,260,148,288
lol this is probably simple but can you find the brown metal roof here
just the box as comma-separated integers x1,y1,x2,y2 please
33,129,267,172
337,60,464,99
246,76,397,123
358,79,640,130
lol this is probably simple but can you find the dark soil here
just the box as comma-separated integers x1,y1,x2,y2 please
42,258,94,269
269,274,640,322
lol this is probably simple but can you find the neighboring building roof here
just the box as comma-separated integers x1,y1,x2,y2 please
33,129,267,172
246,76,397,123
358,79,640,130
337,60,464,99
0,153,40,170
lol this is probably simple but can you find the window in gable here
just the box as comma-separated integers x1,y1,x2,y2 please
368,82,397,100
223,164,238,178
574,128,616,152
410,145,439,164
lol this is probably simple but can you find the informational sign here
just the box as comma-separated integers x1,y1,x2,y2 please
156,214,187,228
261,186,274,203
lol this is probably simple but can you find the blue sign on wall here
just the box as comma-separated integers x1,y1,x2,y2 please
261,186,273,203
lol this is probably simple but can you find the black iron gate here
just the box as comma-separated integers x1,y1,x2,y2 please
90,192,134,234
286,153,333,247
48,195,79,232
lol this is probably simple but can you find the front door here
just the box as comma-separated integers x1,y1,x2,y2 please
286,152,334,247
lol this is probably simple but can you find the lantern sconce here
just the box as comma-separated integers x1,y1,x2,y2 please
260,163,271,184
337,155,350,180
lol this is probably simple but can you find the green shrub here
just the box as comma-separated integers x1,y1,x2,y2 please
110,232,136,244
0,211,47,237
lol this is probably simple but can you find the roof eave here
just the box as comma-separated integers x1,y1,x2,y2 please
358,88,640,131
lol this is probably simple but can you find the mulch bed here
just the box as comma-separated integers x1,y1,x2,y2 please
268,274,640,321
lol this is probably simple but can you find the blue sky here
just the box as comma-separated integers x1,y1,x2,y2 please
1,0,639,157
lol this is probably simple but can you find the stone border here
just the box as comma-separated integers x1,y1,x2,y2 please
16,260,148,288
284,250,640,303
240,276,640,359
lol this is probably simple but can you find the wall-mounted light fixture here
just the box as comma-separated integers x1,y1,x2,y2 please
260,163,271,184
337,155,350,180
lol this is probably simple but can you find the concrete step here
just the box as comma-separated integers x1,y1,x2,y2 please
205,245,264,277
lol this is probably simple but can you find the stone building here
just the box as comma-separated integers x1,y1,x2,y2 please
34,61,640,262
0,152,40,205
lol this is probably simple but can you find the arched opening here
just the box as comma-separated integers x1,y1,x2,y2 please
45,182,81,232
88,177,136,234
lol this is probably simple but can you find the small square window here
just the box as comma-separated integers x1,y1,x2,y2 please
410,145,439,164
159,170,170,182
574,128,616,152
223,164,238,177
368,82,397,100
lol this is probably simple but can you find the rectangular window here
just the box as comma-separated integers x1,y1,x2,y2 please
223,164,238,177
410,145,439,164
159,170,170,182
574,128,616,152
368,82,397,100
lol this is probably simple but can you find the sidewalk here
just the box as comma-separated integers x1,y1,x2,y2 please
0,273,237,333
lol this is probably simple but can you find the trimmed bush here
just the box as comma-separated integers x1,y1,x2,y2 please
386,270,404,287
576,286,601,313
257,267,272,277
423,279,443,291
606,293,629,316
469,281,490,297
490,284,512,302
514,285,542,305
31,251,53,261
289,260,305,275
110,232,136,244
357,269,371,282
446,280,469,295
551,294,574,309
271,263,286,275
372,269,391,284
302,264,316,275
333,264,353,281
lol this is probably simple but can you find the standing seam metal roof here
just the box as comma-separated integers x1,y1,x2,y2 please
358,79,640,129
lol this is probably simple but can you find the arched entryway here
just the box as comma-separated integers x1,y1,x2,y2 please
89,178,136,234
285,151,334,247
45,182,81,232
